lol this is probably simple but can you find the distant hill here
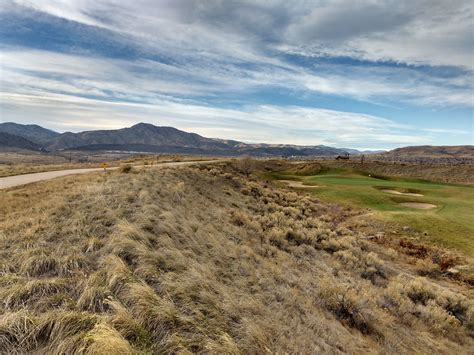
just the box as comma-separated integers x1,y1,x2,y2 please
0,132,42,151
382,145,474,159
46,123,237,152
3,122,468,159
9,122,355,156
0,122,60,145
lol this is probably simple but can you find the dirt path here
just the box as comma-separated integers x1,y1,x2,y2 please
0,160,218,189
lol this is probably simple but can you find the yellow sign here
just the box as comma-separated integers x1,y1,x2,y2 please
101,163,108,171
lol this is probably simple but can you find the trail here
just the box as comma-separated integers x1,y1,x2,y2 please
0,160,218,189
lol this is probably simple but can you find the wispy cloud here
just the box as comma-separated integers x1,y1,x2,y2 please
0,89,436,149
2,47,472,107
0,1,472,148
10,0,473,68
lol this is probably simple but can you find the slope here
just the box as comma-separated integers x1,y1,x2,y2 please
0,122,59,145
383,145,474,159
0,162,472,353
0,132,43,151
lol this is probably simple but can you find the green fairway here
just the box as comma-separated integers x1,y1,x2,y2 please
271,167,474,255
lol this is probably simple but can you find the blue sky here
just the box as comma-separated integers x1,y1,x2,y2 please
0,0,472,149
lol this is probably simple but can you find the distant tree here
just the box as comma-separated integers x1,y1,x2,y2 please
238,156,255,177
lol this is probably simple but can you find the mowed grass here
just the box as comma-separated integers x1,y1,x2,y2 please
272,166,474,255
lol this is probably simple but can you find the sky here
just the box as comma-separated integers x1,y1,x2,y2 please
0,0,473,149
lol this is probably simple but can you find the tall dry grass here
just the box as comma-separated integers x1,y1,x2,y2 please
0,161,472,353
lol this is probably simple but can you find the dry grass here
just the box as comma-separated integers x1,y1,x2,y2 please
0,152,214,177
0,161,472,353
319,159,474,185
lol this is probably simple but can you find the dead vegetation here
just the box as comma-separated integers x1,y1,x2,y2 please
319,159,474,185
0,161,472,353
0,152,213,177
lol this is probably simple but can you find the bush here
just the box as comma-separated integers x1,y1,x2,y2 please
421,301,460,335
436,291,474,326
236,156,255,177
120,164,133,173
404,278,436,305
361,252,387,283
415,258,439,276
317,280,378,335
230,210,260,232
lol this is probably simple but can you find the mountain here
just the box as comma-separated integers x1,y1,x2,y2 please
0,122,60,145
5,122,471,158
236,144,345,156
382,145,474,159
0,122,362,156
40,122,354,156
343,148,386,155
46,123,236,152
0,132,42,151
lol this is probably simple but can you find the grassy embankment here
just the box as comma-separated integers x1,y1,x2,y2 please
1,162,472,353
270,165,474,256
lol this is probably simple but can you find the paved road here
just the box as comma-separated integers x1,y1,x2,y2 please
0,160,217,189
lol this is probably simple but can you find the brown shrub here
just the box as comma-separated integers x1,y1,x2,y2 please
317,280,379,335
119,164,133,173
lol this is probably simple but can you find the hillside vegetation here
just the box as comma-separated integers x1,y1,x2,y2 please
318,160,474,185
0,132,42,152
382,145,474,159
271,163,474,257
0,154,208,178
0,162,472,353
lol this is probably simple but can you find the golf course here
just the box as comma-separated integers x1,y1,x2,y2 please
271,165,474,256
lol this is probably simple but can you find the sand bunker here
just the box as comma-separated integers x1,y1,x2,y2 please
381,189,423,197
280,180,318,188
399,202,437,209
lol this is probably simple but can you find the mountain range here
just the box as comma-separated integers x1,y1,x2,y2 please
379,145,474,159
0,122,377,157
2,122,472,158
0,132,43,151
0,122,60,145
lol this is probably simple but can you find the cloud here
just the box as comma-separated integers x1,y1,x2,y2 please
3,0,471,108
281,1,473,69
2,47,472,108
0,89,437,149
11,0,473,69
1,1,472,148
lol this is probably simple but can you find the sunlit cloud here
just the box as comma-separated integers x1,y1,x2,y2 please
1,0,472,148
